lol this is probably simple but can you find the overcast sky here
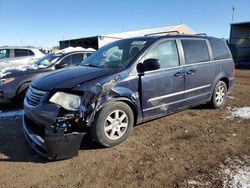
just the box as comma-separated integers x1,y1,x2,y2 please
0,0,249,48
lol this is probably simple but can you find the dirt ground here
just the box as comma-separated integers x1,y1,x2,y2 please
0,69,249,188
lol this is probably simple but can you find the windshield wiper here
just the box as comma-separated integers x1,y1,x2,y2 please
82,64,102,68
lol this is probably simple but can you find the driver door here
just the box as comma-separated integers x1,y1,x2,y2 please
140,39,185,120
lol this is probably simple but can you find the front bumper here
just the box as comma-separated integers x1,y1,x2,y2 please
0,82,18,104
23,115,86,160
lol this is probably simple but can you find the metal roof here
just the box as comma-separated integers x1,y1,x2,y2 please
231,21,250,26
0,46,38,49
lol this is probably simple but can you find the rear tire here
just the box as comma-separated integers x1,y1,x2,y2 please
90,101,134,147
209,81,227,109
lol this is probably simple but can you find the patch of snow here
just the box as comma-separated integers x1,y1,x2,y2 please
0,110,24,119
220,157,250,188
228,95,237,100
187,180,210,186
38,64,48,68
0,64,39,78
0,71,11,78
227,107,250,119
56,46,95,54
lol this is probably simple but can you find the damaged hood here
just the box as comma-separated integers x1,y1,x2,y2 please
32,66,115,90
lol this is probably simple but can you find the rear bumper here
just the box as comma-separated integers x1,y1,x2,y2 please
23,115,86,160
227,77,235,94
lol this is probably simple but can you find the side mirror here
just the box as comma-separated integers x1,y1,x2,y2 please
54,63,68,69
137,58,160,73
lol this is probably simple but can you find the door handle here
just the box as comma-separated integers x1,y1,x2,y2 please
186,70,195,75
174,72,183,77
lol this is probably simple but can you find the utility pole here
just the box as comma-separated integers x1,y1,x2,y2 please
232,6,235,23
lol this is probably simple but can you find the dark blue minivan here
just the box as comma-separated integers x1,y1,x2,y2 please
23,35,235,160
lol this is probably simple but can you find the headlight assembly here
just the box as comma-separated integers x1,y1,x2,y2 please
0,77,15,85
49,92,81,111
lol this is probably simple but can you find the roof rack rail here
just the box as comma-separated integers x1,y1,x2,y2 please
144,30,180,36
196,33,207,36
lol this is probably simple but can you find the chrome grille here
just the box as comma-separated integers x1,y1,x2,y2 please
26,86,47,106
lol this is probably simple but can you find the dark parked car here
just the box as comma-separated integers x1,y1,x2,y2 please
23,35,235,160
0,47,94,104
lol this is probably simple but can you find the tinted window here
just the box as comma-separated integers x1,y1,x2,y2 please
0,49,10,59
71,53,83,65
144,40,179,69
14,49,29,57
209,39,231,60
181,40,210,64
84,53,92,59
86,53,92,57
59,56,71,66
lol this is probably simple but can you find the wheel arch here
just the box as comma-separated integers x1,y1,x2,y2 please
101,97,139,126
210,73,230,99
220,77,229,90
16,81,31,98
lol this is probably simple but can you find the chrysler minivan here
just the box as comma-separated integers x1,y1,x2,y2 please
23,35,235,160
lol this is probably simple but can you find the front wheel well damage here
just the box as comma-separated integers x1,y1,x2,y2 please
116,99,138,126
96,98,138,127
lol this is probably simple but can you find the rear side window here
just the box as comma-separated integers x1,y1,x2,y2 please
209,39,231,60
0,49,10,59
181,39,210,64
14,49,29,57
71,53,83,65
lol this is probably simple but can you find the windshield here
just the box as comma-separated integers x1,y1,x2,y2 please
34,53,60,68
81,38,151,69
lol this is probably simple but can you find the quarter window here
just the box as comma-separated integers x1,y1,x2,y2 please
28,50,34,56
144,40,180,69
181,40,210,64
209,39,231,60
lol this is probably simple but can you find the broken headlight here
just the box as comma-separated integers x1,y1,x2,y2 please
49,92,81,111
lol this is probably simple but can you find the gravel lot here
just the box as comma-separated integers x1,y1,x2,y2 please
0,69,249,188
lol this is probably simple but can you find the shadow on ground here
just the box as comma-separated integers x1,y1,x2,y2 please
0,115,102,163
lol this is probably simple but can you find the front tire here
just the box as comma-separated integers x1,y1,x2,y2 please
209,81,227,109
90,101,134,147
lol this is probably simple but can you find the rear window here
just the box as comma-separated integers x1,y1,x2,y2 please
209,39,231,60
181,39,210,64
